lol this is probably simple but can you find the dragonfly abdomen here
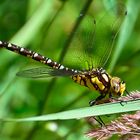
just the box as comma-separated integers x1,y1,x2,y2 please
0,41,72,72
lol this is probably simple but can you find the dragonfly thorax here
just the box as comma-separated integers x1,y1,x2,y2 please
71,67,126,98
72,67,110,92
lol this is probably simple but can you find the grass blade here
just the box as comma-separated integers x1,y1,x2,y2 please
3,98,140,122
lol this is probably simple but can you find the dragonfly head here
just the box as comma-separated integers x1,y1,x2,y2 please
110,77,126,96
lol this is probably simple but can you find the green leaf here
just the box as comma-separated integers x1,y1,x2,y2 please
2,98,140,122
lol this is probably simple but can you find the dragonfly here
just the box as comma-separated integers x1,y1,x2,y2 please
0,4,128,106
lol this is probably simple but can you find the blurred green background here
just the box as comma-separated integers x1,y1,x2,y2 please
0,0,140,140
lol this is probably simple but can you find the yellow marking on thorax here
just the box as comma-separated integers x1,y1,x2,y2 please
72,75,95,90
72,76,77,81
72,75,105,91
72,75,83,85
76,75,82,83
91,77,105,90
80,80,85,86
102,73,109,82
86,79,95,90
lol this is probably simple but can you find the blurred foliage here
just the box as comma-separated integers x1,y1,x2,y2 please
0,0,140,140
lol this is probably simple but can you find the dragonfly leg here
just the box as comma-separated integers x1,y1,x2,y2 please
88,116,105,127
89,94,106,106
97,116,105,127
109,93,127,106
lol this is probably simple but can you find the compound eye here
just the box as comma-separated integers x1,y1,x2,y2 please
113,84,120,93
110,77,122,94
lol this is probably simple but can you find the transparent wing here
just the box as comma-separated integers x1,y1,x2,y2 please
16,67,75,78
63,3,127,70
